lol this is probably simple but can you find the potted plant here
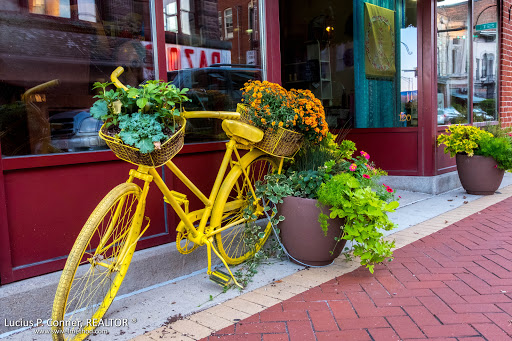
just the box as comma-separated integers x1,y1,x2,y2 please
255,135,399,272
90,77,190,167
437,124,512,195
239,80,329,157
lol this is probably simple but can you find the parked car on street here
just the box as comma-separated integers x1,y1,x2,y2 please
50,110,106,152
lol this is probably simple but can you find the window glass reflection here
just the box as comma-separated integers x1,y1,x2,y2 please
399,0,418,127
0,1,154,156
473,0,498,122
30,0,70,18
164,0,264,143
437,0,470,125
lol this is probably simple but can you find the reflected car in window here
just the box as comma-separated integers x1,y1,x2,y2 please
473,108,494,122
437,107,464,125
168,64,262,111
168,64,261,142
50,110,106,152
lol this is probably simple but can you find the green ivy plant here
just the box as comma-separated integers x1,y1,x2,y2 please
90,80,189,153
317,173,398,273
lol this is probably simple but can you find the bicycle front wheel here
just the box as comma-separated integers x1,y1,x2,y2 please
51,183,143,341
212,154,279,264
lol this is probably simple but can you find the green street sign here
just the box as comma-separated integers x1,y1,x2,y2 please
475,22,497,31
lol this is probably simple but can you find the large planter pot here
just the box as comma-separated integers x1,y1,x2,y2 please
278,196,347,266
456,153,505,195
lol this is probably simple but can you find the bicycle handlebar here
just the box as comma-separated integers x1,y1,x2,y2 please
111,66,129,91
21,79,60,101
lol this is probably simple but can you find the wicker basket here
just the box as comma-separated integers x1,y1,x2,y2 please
99,117,186,167
237,103,303,158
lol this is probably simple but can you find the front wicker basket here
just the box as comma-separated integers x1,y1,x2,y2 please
99,116,186,167
237,103,303,158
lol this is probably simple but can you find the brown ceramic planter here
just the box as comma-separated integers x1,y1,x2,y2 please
456,153,505,195
278,196,347,266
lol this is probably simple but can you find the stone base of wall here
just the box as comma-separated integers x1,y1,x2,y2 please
380,171,461,195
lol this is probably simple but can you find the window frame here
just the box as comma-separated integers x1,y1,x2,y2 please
224,8,233,39
435,0,500,126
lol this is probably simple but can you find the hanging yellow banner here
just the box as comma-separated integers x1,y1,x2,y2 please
364,3,396,78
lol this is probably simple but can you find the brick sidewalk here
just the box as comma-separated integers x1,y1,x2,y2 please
201,196,512,340
134,187,512,341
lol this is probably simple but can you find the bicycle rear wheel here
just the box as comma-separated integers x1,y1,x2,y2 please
51,183,143,341
212,154,279,264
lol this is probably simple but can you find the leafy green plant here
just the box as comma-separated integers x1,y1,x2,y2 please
317,173,398,273
90,80,189,153
481,122,512,139
479,99,496,117
475,134,512,170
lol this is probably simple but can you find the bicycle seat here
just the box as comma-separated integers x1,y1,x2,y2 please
222,120,264,144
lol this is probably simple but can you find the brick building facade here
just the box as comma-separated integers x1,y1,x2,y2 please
501,0,512,126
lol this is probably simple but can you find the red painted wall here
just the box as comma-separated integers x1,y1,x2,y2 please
345,129,419,176
2,160,168,282
501,0,512,127
0,146,226,284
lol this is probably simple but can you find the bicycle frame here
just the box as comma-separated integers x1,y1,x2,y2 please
122,112,282,288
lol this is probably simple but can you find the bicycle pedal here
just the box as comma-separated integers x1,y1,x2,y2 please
209,270,233,287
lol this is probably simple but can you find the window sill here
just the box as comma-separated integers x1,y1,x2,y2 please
1,141,227,171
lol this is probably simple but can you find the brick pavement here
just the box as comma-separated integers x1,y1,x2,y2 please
200,196,512,340
134,187,512,341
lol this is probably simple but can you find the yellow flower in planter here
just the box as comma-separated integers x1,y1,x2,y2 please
437,124,493,157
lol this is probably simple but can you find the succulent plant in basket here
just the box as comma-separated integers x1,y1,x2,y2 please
90,80,190,154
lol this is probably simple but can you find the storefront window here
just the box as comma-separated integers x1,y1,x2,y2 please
280,0,355,130
436,0,498,126
473,0,498,122
164,0,264,143
437,0,470,126
280,0,417,130
0,1,155,156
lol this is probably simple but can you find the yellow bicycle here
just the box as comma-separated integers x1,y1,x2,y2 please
51,68,284,340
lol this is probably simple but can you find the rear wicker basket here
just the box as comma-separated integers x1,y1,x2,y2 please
99,117,186,167
237,103,303,158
